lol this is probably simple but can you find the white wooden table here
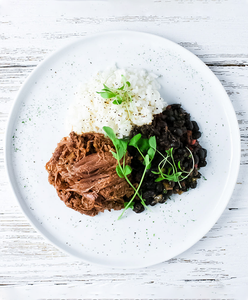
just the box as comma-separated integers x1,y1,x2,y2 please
1,1,248,299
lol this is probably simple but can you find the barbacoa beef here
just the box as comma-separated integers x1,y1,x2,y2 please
45,132,133,216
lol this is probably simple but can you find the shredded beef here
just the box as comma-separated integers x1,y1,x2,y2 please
46,132,134,216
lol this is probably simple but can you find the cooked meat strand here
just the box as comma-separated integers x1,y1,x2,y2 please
46,132,133,216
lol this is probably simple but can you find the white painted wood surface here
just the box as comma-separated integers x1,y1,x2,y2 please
0,0,248,299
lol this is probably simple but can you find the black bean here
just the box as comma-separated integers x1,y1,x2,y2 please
177,148,185,155
157,120,166,129
185,113,190,121
171,141,180,148
154,194,163,201
133,203,145,213
177,148,184,154
192,131,201,139
171,104,181,109
173,183,180,191
151,194,163,206
185,120,194,130
181,185,188,192
175,128,183,137
150,200,157,206
143,180,156,190
159,195,167,204
143,190,155,199
181,127,188,134
183,161,189,168
195,172,201,178
145,197,153,205
193,168,199,177
177,114,185,121
162,193,169,199
194,154,199,165
202,148,207,158
166,109,174,116
198,148,206,160
192,121,199,131
168,116,175,122
174,120,185,127
155,182,163,193
199,160,207,168
190,181,197,189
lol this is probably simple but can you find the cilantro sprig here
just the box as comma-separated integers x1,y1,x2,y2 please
152,147,195,188
97,75,132,105
103,126,156,219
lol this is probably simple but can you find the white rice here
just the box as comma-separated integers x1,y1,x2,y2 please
66,66,167,138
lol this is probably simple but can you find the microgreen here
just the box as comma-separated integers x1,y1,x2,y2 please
103,126,156,219
97,75,132,105
152,147,195,188
124,201,134,210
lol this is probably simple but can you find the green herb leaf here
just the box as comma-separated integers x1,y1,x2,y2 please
148,147,155,161
111,151,118,160
113,99,122,105
116,165,124,178
144,154,150,167
165,147,173,156
124,201,134,210
117,85,124,91
123,165,132,176
103,126,116,141
138,138,150,152
114,95,123,105
96,91,117,99
155,176,164,182
129,133,142,147
175,171,183,177
101,88,112,92
116,140,128,160
121,74,126,83
97,75,133,106
103,84,111,90
149,136,156,149
151,170,160,175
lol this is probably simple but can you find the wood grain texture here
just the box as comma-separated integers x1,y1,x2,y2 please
0,0,248,299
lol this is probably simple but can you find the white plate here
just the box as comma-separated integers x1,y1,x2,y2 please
5,31,240,268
